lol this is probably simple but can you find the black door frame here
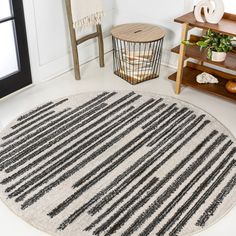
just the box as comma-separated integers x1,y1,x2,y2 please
0,0,32,98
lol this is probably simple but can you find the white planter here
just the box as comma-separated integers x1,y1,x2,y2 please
211,51,227,62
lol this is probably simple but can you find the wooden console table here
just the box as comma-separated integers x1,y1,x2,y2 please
169,11,236,102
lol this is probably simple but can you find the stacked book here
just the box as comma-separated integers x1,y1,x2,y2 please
118,50,154,81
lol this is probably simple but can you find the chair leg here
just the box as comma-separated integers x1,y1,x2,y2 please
71,45,81,80
65,0,81,80
96,24,105,68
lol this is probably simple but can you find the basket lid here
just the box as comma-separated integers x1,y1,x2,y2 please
111,23,165,43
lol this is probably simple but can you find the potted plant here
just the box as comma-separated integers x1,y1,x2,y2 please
182,29,235,62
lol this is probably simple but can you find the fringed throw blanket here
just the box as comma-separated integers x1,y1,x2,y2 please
71,0,104,30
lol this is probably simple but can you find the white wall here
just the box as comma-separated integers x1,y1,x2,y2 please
22,0,236,83
23,0,115,83
22,0,192,84
113,0,195,68
113,0,236,68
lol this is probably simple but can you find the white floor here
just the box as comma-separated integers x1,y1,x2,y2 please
0,53,235,236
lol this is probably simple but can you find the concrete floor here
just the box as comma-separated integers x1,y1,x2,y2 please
0,53,235,236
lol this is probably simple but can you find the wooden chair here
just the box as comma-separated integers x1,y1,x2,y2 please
65,0,105,80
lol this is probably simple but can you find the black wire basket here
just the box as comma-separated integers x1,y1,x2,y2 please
111,24,165,85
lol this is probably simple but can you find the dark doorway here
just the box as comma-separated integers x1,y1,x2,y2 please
0,0,32,98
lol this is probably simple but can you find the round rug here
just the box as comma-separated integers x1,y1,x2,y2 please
0,91,235,236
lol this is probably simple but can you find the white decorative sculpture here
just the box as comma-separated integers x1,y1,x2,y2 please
194,0,225,24
196,72,219,84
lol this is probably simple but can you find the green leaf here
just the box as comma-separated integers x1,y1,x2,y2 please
207,49,212,59
196,41,208,48
181,29,233,53
182,40,195,46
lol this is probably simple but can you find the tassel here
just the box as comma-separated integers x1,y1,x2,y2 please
73,11,104,30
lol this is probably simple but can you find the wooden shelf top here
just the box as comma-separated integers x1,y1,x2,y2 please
168,65,236,102
111,23,165,43
175,12,236,36
172,45,236,72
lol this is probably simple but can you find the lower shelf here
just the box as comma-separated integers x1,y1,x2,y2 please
114,70,158,85
168,66,236,102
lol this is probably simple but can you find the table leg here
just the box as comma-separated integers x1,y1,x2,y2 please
175,23,189,94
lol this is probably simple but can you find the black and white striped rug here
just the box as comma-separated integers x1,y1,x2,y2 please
0,91,235,236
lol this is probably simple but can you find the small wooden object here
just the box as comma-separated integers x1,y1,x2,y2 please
226,81,236,94
169,11,236,102
111,23,165,85
65,0,105,80
111,23,165,43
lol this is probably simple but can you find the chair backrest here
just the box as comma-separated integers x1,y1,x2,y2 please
65,0,104,80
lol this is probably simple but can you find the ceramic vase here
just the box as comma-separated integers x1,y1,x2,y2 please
194,0,225,24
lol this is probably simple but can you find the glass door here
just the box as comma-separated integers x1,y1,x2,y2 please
0,0,32,98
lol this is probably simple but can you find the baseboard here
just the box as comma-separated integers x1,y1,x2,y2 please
32,35,113,84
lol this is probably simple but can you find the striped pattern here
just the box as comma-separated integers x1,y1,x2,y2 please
0,91,235,236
